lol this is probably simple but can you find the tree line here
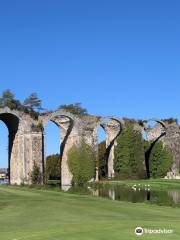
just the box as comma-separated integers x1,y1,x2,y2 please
0,89,88,118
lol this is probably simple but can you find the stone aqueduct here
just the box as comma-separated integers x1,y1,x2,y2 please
0,107,180,186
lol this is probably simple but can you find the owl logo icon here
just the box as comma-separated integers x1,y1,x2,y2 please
135,227,144,236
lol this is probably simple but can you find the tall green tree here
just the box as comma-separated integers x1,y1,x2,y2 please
148,141,173,178
45,154,60,182
23,93,42,112
98,141,106,178
114,124,145,179
68,140,95,185
58,103,88,116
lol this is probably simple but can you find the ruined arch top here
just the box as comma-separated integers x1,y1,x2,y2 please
39,109,80,128
143,118,167,130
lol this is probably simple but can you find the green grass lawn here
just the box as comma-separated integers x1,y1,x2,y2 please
0,185,180,240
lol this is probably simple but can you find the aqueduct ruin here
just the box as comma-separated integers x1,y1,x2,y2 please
0,107,180,185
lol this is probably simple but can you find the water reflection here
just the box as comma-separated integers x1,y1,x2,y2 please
88,185,152,203
0,179,9,185
66,185,180,207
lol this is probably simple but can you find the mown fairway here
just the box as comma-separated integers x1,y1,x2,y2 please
0,185,180,240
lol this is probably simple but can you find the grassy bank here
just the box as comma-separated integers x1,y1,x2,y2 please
93,179,180,190
0,185,180,240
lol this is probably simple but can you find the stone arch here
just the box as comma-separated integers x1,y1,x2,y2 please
43,119,61,184
0,111,20,183
99,117,123,178
143,118,167,130
40,110,79,186
143,118,167,178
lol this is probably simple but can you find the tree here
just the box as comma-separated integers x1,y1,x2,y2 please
58,103,88,116
1,89,14,102
30,161,42,184
98,141,106,178
68,140,95,186
45,154,60,182
148,141,173,178
114,124,145,179
23,93,42,112
0,89,22,110
161,118,178,125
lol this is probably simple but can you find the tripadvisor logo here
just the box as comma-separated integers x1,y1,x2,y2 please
135,227,144,236
134,227,173,236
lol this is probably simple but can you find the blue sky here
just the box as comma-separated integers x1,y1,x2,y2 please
0,0,180,167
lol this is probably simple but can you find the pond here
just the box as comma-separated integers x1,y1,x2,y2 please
64,184,180,207
0,179,9,185
1,179,180,207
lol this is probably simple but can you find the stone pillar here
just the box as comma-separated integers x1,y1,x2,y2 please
163,124,180,178
106,131,115,179
102,119,122,179
10,131,23,185
10,130,43,185
60,117,98,185
82,123,99,181
29,132,44,183
60,120,79,186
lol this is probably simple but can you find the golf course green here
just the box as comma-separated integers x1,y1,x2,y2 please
0,185,180,240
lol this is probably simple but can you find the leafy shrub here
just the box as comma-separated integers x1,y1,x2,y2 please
30,162,42,184
58,103,88,116
29,111,39,120
68,140,95,186
161,118,178,125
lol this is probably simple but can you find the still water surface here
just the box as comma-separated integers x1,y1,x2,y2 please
1,179,179,207
65,184,180,207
